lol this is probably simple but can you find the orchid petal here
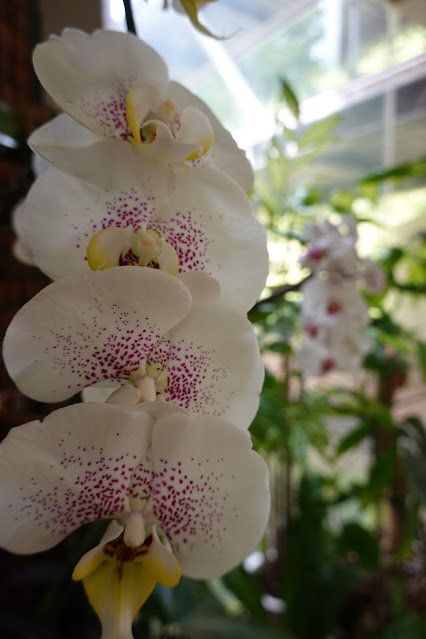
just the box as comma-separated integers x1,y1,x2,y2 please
30,121,176,190
11,199,34,266
82,381,122,404
140,119,200,165
126,85,160,143
106,384,142,408
164,271,264,428
0,403,152,553
21,165,266,309
87,227,133,271
3,268,192,402
82,560,157,639
165,81,254,190
136,527,180,588
73,520,124,581
132,400,188,421
150,166,268,310
28,113,98,167
19,165,171,278
178,106,215,159
33,29,168,138
145,411,270,579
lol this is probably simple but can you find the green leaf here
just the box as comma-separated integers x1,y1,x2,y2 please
179,0,223,39
337,522,380,570
365,446,396,499
376,615,426,639
283,125,297,141
298,115,341,149
222,566,268,624
330,190,355,213
359,157,426,186
181,613,288,639
416,340,426,382
302,187,323,206
280,79,300,119
0,107,20,140
336,422,371,456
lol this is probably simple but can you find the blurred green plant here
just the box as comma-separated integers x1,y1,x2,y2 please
245,79,426,639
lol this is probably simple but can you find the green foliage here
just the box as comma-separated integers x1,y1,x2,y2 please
336,523,380,571
364,446,397,500
0,105,20,141
366,615,426,639
177,0,223,39
248,77,426,639
282,474,360,639
280,79,300,120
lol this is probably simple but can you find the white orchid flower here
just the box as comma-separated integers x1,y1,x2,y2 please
0,400,270,639
296,274,371,377
11,199,35,266
359,257,386,294
17,163,268,311
295,328,371,377
301,275,369,331
28,29,253,191
3,268,263,429
300,216,359,277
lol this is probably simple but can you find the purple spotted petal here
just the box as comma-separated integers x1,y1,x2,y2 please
146,411,270,579
19,165,165,278
3,268,192,402
0,403,152,553
20,164,267,311
33,29,168,139
149,167,268,311
128,449,154,507
164,272,264,429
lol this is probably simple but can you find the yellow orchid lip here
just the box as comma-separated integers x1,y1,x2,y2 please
86,226,179,275
73,526,181,639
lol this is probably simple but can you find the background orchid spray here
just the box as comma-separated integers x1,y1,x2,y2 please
0,25,270,639
295,216,385,377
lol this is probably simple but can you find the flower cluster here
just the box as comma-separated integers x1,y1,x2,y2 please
296,216,385,377
1,29,270,638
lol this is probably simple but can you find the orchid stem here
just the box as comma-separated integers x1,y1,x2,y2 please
251,274,312,310
123,0,137,35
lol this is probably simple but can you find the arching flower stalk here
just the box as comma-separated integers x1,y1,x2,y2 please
0,400,270,639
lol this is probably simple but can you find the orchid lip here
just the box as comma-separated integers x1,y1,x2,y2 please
86,226,179,275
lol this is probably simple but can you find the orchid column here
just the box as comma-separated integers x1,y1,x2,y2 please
1,29,270,639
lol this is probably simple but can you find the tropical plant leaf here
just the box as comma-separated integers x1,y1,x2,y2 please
280,79,300,119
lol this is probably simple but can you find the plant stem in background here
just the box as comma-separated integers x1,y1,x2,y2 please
123,0,137,35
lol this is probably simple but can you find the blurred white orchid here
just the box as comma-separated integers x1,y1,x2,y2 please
296,214,385,377
0,400,270,639
301,275,369,331
300,216,359,277
296,275,371,377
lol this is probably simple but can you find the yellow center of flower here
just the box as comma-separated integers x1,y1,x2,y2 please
86,226,179,274
130,365,168,404
125,85,215,162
